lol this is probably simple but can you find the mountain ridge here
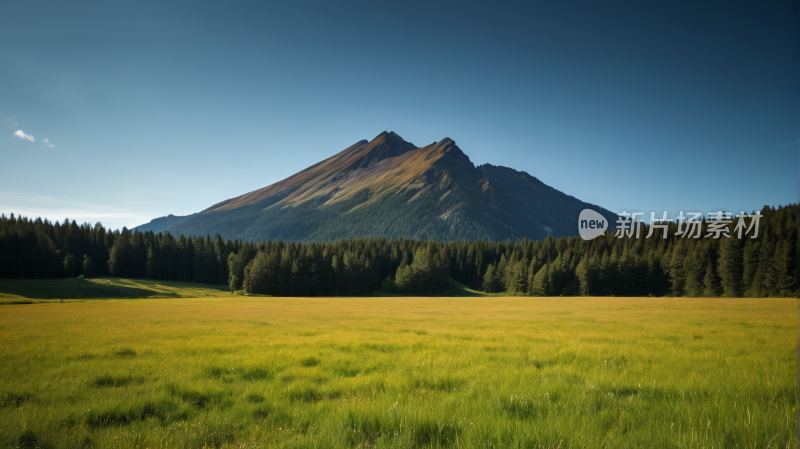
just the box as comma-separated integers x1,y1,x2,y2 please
141,132,616,242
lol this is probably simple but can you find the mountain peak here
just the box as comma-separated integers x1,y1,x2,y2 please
168,131,615,242
357,131,416,164
367,131,412,151
429,137,472,168
374,130,405,141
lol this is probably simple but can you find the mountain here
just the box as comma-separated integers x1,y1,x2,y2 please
145,131,616,242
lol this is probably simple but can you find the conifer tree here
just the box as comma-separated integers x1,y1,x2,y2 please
63,254,76,277
774,239,797,297
718,238,742,297
82,254,96,277
702,260,721,297
530,264,549,296
482,263,500,293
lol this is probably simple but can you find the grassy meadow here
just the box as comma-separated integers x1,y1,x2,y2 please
0,278,481,304
0,278,231,302
0,294,794,448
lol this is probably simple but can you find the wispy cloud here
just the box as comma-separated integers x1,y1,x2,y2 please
43,138,55,148
14,129,35,142
775,140,798,148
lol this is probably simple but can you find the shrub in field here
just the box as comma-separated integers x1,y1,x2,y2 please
84,397,186,427
299,356,321,367
0,391,34,407
113,347,136,357
90,374,143,388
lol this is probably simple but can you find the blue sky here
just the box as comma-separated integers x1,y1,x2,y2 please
1,1,797,231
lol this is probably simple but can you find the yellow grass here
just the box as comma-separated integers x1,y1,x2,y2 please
0,296,795,448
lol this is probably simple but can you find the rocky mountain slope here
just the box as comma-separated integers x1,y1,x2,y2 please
139,131,615,241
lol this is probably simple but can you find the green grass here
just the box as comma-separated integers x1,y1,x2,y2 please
0,277,231,301
374,279,483,297
0,294,794,448
0,277,483,302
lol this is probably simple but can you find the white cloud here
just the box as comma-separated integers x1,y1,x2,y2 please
43,138,54,148
14,130,34,142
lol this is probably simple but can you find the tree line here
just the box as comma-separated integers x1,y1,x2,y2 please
0,204,796,297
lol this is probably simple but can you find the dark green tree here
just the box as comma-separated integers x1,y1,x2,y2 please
718,238,742,297
63,254,76,277
82,254,96,277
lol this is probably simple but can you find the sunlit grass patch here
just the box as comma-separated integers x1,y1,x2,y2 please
410,373,467,392
286,379,341,402
0,277,232,299
333,361,369,378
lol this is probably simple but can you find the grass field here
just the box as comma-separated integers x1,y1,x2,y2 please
0,278,481,303
0,295,794,448
0,278,231,302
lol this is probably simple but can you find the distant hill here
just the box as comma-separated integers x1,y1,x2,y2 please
139,131,616,241
134,214,195,234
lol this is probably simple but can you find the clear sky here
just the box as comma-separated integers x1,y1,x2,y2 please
1,1,797,231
